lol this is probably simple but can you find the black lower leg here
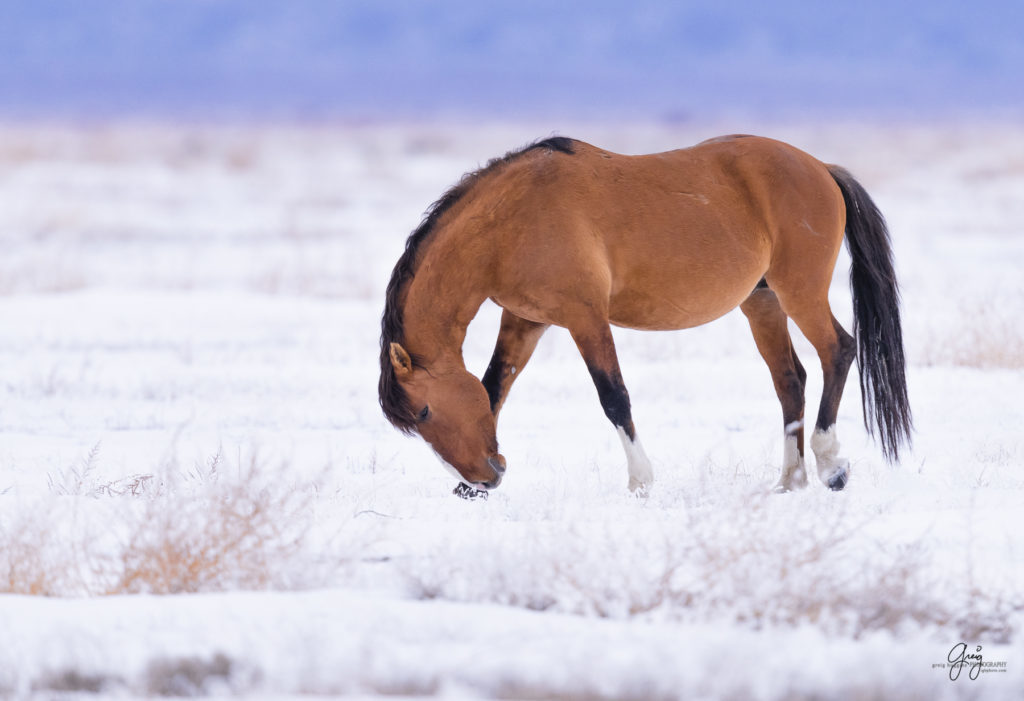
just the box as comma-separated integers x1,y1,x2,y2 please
481,314,547,416
815,322,856,431
778,369,805,430
789,349,808,451
481,348,508,413
791,347,808,387
586,363,636,440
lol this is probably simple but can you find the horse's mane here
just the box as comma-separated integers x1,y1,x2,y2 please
379,136,576,432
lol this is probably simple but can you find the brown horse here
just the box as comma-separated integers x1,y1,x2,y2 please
379,135,911,496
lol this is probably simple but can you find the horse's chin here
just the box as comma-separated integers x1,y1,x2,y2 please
452,455,505,499
435,450,505,496
467,468,502,492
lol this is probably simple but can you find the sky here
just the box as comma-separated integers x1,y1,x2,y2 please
0,0,1022,121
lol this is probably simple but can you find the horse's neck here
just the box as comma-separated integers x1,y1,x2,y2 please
401,256,489,368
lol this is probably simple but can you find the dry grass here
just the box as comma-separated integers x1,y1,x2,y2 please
921,303,1024,369
400,491,1023,642
0,509,70,596
108,467,314,595
0,253,88,295
2,446,1020,644
31,653,256,697
1,452,331,596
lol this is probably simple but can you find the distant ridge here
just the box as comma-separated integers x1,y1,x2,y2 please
1,0,1021,120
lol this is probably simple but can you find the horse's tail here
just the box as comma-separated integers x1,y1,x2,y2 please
828,165,912,463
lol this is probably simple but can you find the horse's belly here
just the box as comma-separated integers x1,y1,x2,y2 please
603,217,771,331
607,268,764,331
607,289,737,330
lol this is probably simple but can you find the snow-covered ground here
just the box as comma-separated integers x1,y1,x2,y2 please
1,122,1022,699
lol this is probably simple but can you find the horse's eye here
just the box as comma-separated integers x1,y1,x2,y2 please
418,405,430,422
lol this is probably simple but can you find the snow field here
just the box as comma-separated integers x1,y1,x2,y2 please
1,122,1022,698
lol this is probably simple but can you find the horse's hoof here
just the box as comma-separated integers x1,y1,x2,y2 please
453,482,488,500
826,466,849,491
628,477,651,498
773,481,807,494
773,464,808,493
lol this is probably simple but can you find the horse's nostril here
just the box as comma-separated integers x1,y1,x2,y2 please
487,455,506,474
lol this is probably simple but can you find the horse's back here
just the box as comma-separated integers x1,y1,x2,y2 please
489,136,845,331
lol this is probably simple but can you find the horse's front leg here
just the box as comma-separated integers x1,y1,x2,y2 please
481,309,549,420
568,319,654,494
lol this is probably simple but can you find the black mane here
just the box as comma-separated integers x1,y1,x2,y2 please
379,137,575,432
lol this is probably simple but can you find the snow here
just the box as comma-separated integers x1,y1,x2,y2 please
1,121,1023,699
2,590,1016,699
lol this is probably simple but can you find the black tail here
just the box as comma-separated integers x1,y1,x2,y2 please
828,165,912,462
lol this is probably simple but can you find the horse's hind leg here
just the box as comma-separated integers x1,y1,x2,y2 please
481,309,549,420
568,319,653,494
740,284,808,492
772,292,857,491
807,315,856,490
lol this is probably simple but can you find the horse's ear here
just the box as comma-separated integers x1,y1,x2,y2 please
389,342,414,376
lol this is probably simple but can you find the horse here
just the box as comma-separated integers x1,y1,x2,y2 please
379,135,912,496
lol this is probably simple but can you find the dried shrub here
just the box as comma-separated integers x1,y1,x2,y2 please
108,461,315,594
0,507,72,595
33,669,120,694
145,653,256,697
400,491,1023,641
922,303,1024,370
1,452,332,596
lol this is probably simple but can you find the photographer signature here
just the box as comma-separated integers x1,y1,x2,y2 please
947,642,983,681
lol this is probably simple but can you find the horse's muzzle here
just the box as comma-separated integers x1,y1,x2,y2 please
480,454,506,489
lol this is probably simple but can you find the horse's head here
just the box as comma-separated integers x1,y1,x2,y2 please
385,342,506,489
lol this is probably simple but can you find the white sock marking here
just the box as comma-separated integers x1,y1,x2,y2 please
774,435,807,492
810,425,849,485
783,435,801,469
617,426,654,492
810,425,839,461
